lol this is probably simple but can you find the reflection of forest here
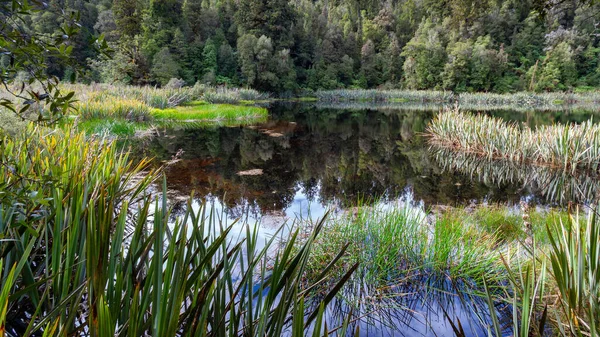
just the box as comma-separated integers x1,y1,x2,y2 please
133,103,592,214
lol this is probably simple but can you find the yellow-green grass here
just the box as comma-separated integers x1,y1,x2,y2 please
151,102,268,122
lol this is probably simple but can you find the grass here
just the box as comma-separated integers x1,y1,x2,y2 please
484,206,600,337
315,89,600,108
202,87,270,104
0,125,354,336
50,84,272,137
300,200,600,336
427,108,600,173
151,102,268,122
302,203,519,289
76,118,145,137
315,89,454,103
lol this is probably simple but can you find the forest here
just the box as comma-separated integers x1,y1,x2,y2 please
8,0,600,93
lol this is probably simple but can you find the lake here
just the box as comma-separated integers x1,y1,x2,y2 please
129,102,599,336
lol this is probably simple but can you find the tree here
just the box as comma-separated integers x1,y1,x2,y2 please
0,0,106,123
402,19,448,89
236,0,296,48
202,38,218,79
113,0,142,36
151,47,181,85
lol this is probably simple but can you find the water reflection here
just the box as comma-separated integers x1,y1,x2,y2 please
433,147,600,205
125,103,598,337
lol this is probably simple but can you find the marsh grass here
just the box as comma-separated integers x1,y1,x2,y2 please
428,109,600,173
315,90,600,110
303,203,512,289
77,98,151,121
0,126,354,336
202,87,270,104
151,103,268,121
315,89,454,103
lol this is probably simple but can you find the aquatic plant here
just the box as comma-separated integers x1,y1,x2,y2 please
0,126,353,336
77,98,151,121
302,203,511,287
427,109,600,173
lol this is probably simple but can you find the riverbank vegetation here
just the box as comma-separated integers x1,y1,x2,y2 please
315,90,600,106
58,84,268,136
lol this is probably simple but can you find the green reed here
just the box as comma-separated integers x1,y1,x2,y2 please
0,126,353,336
302,203,512,287
428,109,600,173
202,87,270,104
315,89,454,103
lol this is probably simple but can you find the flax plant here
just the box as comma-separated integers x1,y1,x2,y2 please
0,126,353,336
428,109,600,173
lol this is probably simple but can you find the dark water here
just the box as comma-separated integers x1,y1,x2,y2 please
129,103,598,336
134,102,600,214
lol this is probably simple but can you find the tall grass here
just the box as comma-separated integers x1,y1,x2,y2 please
303,203,510,288
152,102,268,122
77,98,151,121
427,109,600,173
202,87,270,104
315,89,600,108
0,126,353,336
315,89,454,103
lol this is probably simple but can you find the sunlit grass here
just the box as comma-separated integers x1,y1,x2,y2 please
151,103,268,121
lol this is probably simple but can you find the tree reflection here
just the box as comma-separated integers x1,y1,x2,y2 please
129,103,596,215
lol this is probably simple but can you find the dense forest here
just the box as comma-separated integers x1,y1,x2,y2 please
10,0,600,93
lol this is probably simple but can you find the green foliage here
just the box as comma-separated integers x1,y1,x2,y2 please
401,19,448,90
428,108,600,172
6,0,600,93
152,48,181,86
0,0,107,123
0,127,354,336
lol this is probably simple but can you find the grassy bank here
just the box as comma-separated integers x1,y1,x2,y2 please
427,109,600,173
58,84,271,137
152,101,268,121
0,126,352,336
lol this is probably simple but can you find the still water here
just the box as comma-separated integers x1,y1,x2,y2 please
131,102,599,336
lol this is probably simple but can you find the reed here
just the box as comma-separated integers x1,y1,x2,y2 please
484,206,600,337
0,126,352,336
77,98,151,121
315,89,454,103
302,203,511,288
427,109,600,173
